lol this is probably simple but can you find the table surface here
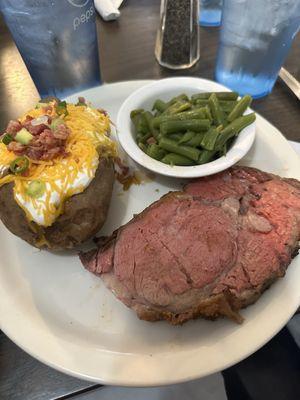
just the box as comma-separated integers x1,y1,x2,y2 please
0,1,299,399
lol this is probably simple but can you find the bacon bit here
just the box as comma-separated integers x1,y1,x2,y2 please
7,141,26,154
26,147,44,160
3,116,70,161
147,137,157,145
6,120,22,135
98,108,108,116
25,122,48,136
35,129,56,145
40,147,64,161
78,97,86,104
52,124,70,140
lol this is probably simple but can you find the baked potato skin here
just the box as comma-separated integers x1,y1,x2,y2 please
0,158,115,250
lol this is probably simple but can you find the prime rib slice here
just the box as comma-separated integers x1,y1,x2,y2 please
80,167,300,325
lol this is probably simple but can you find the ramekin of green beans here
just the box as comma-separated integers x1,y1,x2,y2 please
130,91,255,167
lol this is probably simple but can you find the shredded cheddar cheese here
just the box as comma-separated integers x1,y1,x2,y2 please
0,143,16,165
0,102,117,227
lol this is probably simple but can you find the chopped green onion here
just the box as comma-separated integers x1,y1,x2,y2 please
56,100,68,116
36,96,58,108
35,102,50,109
1,133,13,145
9,156,29,175
15,128,33,145
26,180,46,198
50,117,65,131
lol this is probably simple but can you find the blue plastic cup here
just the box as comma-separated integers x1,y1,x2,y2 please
199,0,223,27
0,0,101,98
215,0,300,98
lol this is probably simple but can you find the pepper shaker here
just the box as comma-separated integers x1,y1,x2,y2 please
155,0,200,70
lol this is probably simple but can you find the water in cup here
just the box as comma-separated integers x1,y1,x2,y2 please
199,0,223,27
215,0,300,98
1,0,101,98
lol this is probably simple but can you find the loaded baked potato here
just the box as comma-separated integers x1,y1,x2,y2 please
0,98,116,250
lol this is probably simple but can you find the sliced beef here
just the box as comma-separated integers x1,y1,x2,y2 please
80,167,300,325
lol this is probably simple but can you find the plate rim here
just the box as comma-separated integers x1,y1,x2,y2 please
0,79,299,387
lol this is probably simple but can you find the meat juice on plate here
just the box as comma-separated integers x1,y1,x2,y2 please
215,0,300,98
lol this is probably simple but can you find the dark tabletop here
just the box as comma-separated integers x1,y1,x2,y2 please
0,1,300,399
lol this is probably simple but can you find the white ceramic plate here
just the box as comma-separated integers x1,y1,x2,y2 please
0,80,299,387
117,77,256,178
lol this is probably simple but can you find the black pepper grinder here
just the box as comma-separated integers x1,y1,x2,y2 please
155,0,200,69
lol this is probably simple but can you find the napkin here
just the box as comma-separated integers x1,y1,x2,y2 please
94,0,124,21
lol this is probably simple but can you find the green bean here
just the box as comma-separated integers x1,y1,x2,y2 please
222,137,235,155
140,131,152,143
169,133,183,141
132,115,144,134
192,106,208,116
204,105,213,121
198,150,217,164
136,133,144,143
159,137,201,162
130,109,144,119
201,127,220,151
219,100,238,112
133,112,149,135
138,142,148,152
152,99,168,113
169,94,189,104
227,95,252,122
144,111,154,131
144,111,160,138
152,129,160,139
215,113,256,149
185,132,205,147
178,131,196,144
221,142,228,156
195,99,238,112
162,101,191,115
152,109,206,128
160,119,211,135
192,92,239,101
131,92,256,167
161,153,195,166
208,93,225,126
135,119,148,135
146,144,166,160
193,99,209,106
